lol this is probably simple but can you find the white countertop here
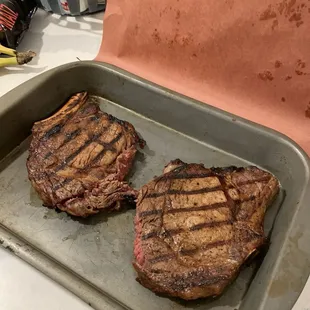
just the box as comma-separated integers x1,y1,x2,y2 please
0,8,309,310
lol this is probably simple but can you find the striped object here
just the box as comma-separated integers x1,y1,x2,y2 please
38,0,105,15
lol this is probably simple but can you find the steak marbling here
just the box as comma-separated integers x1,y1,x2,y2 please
27,92,143,217
134,159,279,300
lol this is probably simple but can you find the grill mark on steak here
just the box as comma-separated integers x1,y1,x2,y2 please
54,121,122,173
139,202,229,217
236,176,271,186
167,203,228,214
54,132,103,172
138,195,260,218
148,240,234,265
42,106,105,163
106,113,145,148
180,240,231,256
142,231,158,240
162,228,183,237
64,128,82,142
190,220,232,231
145,186,223,198
139,194,262,218
53,178,72,191
43,124,62,139
139,209,163,217
142,220,232,240
41,94,87,140
149,253,175,264
44,129,82,160
158,172,215,181
179,232,263,258
217,175,238,219
44,151,52,160
44,109,102,163
52,131,123,190
83,132,123,169
172,272,231,290
145,176,272,199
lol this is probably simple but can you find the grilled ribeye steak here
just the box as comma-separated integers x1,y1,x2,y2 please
134,159,279,300
27,92,143,217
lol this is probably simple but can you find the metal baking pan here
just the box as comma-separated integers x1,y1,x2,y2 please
0,61,309,310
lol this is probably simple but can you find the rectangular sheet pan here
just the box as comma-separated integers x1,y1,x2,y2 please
0,62,309,310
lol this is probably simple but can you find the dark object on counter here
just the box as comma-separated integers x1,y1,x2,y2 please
134,159,280,300
0,0,36,48
27,92,143,217
37,0,106,16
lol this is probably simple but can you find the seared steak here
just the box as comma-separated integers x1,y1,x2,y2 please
134,159,279,300
27,92,143,217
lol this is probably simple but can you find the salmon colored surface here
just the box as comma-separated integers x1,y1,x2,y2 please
97,0,310,155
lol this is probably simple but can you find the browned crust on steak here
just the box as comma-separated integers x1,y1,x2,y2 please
27,92,143,217
133,159,279,300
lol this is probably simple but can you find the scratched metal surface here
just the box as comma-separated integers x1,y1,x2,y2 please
0,62,309,310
